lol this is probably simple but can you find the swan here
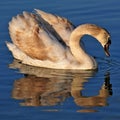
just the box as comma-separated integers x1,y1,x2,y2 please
6,9,111,70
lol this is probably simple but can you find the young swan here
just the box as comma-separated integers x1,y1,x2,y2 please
6,10,111,70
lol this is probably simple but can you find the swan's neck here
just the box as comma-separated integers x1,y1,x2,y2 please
69,24,98,69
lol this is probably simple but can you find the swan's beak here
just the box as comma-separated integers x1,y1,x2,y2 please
104,38,111,56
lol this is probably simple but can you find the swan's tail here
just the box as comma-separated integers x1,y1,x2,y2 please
6,41,28,61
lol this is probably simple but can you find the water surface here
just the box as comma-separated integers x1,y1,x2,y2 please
1,0,120,120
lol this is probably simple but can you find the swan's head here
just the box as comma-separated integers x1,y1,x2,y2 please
92,25,111,56
73,24,111,56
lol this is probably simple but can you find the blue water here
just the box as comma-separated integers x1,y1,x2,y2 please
1,0,120,120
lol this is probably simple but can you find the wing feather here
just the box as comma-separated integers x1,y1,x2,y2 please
35,9,75,45
9,12,66,61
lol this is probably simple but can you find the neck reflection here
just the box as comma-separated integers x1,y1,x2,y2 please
71,72,112,112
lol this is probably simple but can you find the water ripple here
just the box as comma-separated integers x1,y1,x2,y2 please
96,57,120,77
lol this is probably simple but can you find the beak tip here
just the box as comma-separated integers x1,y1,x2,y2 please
105,50,110,57
106,53,110,57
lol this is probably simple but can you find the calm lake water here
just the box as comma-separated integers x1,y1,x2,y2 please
1,0,120,120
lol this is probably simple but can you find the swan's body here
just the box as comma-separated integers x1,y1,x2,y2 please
6,9,111,70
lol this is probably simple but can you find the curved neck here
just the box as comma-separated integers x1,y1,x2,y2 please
69,24,98,69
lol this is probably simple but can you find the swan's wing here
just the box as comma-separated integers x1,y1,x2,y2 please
9,12,66,62
35,9,75,46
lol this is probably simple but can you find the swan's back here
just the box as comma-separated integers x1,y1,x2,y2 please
9,12,66,62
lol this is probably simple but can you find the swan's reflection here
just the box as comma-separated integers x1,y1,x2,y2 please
10,59,112,112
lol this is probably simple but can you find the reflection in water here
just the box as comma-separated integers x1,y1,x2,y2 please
12,75,71,106
72,72,112,112
10,59,112,112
